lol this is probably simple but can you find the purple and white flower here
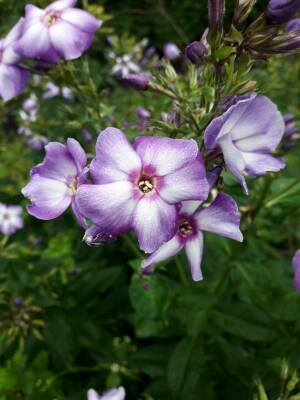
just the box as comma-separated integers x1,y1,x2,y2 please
0,18,29,101
112,55,140,78
204,94,285,194
142,192,243,281
15,0,102,63
77,128,209,253
22,94,38,112
0,204,23,235
87,387,125,400
292,249,300,293
163,42,181,61
43,82,73,99
22,138,88,226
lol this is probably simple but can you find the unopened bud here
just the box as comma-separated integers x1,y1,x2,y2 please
286,18,300,32
185,41,208,64
123,74,150,91
208,0,225,32
234,0,256,25
268,0,300,24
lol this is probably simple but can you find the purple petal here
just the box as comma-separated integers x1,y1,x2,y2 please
14,22,59,62
49,21,94,60
292,250,300,293
61,8,102,32
134,136,199,176
45,0,77,12
184,231,204,281
0,65,29,101
66,138,87,171
133,195,178,253
76,182,137,236
179,200,202,216
100,387,126,400
158,155,209,203
3,18,25,47
90,127,142,184
71,198,87,228
31,142,78,183
87,389,100,400
24,4,44,19
141,235,183,272
243,153,285,176
22,175,71,220
195,192,243,242
286,18,300,32
218,134,248,194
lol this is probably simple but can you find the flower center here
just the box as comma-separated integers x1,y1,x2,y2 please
68,177,77,196
179,219,194,237
138,176,154,193
43,11,60,26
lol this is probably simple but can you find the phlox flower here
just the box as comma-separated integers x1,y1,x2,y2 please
77,128,209,253
22,138,88,226
141,192,243,281
15,0,102,63
112,55,140,78
0,204,24,235
204,94,285,194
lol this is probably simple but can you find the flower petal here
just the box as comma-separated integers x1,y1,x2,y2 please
158,155,209,203
24,4,44,19
90,127,142,184
134,136,199,176
3,18,24,47
0,65,29,101
71,198,87,228
31,142,78,183
195,192,243,241
133,195,177,253
66,138,87,171
292,250,300,293
243,152,285,176
22,175,70,220
45,0,77,12
61,8,102,33
184,231,204,281
87,389,100,400
49,21,94,60
218,134,248,194
141,235,183,273
76,181,137,235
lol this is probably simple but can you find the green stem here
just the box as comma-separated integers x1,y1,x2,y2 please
252,175,274,220
263,176,300,208
175,256,189,287
123,235,141,258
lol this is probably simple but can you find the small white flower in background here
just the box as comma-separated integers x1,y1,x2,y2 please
112,55,140,78
43,82,73,100
0,204,23,235
87,387,125,400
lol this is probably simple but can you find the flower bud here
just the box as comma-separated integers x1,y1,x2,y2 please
136,106,151,120
163,42,181,60
185,41,208,64
268,0,300,24
123,74,150,91
234,0,256,25
208,0,225,31
286,18,300,32
13,297,23,310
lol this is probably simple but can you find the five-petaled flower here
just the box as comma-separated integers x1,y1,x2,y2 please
15,0,102,63
76,128,209,253
204,94,285,194
22,138,88,227
141,193,243,281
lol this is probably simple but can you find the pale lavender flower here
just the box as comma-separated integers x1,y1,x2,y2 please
0,204,23,235
163,42,181,60
77,128,209,253
293,250,300,293
286,18,300,31
22,138,88,226
142,193,243,281
27,135,48,150
15,0,102,63
87,387,125,400
136,107,151,120
43,82,73,99
0,18,29,101
268,0,300,23
18,126,32,136
22,94,38,112
204,94,285,194
112,55,140,78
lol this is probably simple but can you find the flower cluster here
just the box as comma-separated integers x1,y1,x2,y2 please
0,0,101,101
